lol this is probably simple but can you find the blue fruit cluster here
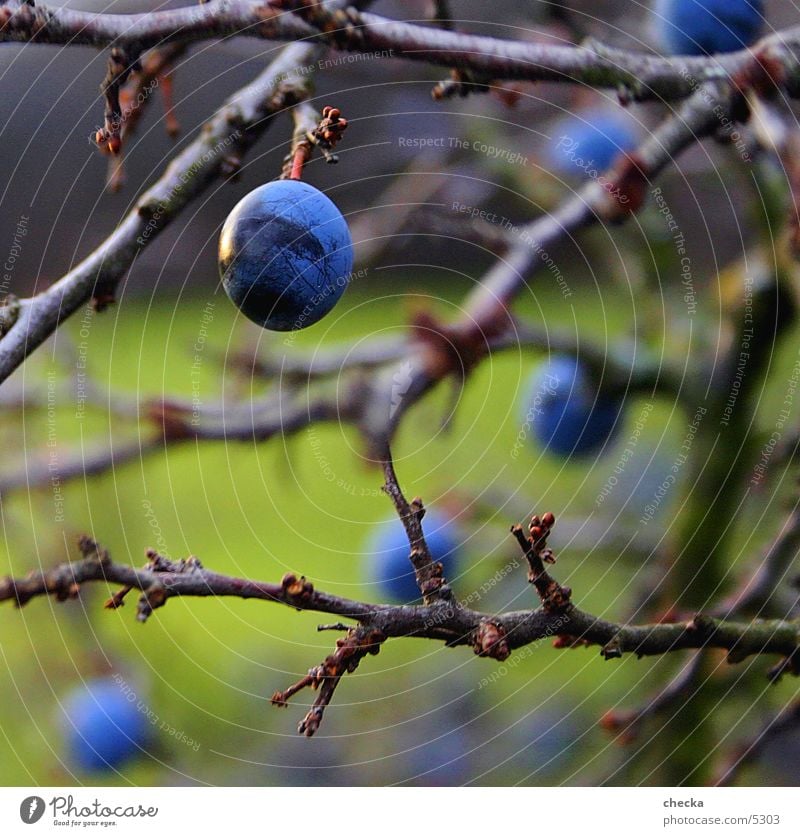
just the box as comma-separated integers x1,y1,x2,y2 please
218,180,353,331
62,677,150,772
524,355,622,457
654,0,764,55
548,109,638,177
367,511,462,603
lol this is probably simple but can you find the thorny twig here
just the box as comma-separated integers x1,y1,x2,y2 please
282,102,348,179
94,47,136,156
2,520,799,736
714,699,800,786
271,626,385,736
599,507,800,746
511,513,572,613
380,449,452,604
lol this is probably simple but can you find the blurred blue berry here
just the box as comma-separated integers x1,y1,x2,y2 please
548,109,638,177
366,511,462,603
654,0,764,55
524,355,623,457
218,180,353,331
404,726,475,786
62,677,149,772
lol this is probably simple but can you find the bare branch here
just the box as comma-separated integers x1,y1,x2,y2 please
601,506,800,744
106,42,189,191
714,699,800,786
380,448,453,604
2,536,797,668
511,513,572,613
600,651,707,744
271,626,385,736
3,500,798,737
94,47,135,155
2,1,797,102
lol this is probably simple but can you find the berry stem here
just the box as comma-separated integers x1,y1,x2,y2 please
288,147,307,181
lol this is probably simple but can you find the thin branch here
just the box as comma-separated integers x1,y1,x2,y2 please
600,506,800,744
714,699,800,786
281,102,348,178
380,448,452,604
94,47,135,155
224,334,409,380
717,507,800,619
600,651,706,743
511,513,572,613
2,537,798,661
3,522,799,735
106,42,189,191
271,625,385,736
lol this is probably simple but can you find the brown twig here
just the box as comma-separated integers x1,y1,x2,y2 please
2,0,799,753
600,651,707,744
281,102,348,179
714,699,800,786
94,47,135,155
380,449,452,604
511,513,572,613
106,42,188,191
271,626,385,736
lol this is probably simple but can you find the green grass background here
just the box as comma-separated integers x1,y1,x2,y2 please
1,265,797,786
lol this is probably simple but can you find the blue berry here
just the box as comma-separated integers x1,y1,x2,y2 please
218,180,353,331
524,355,623,457
654,0,764,55
366,511,462,603
548,109,638,177
61,677,149,772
